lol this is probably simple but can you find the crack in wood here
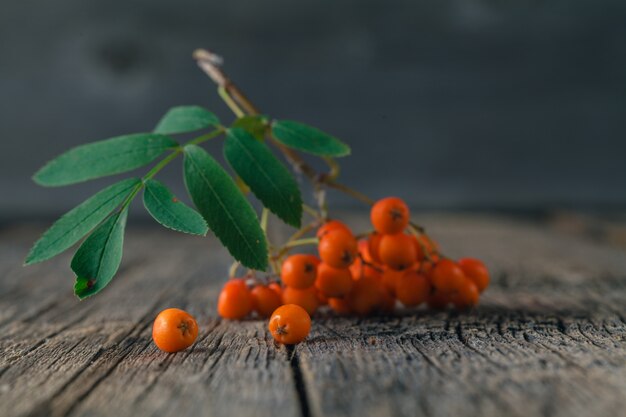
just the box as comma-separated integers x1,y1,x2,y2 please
287,345,311,417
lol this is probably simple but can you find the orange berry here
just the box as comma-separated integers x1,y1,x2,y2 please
409,236,426,262
419,259,436,276
316,220,351,240
349,256,381,281
217,279,253,319
316,288,329,305
431,260,466,293
251,285,283,318
268,304,311,345
396,271,431,307
357,239,373,262
368,232,384,263
152,308,199,353
347,274,382,315
281,254,319,289
450,279,480,309
458,258,490,293
328,297,352,315
370,197,410,234
268,282,283,299
377,280,396,313
414,235,439,259
378,233,418,270
318,229,358,268
315,263,353,297
282,286,319,316
426,290,451,310
381,267,404,296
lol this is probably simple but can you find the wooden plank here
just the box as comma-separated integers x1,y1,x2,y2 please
0,225,301,417
0,213,625,417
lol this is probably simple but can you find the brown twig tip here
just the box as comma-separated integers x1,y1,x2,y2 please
193,49,227,86
192,49,224,66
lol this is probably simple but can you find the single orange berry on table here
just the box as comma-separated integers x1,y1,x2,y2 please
251,285,283,318
282,286,319,316
378,233,418,270
268,304,311,345
316,220,351,240
370,197,410,234
430,259,467,293
450,279,480,309
217,278,253,319
315,262,353,297
318,229,358,269
457,258,490,293
348,274,382,315
281,254,319,289
152,308,199,353
396,271,431,307
328,297,352,315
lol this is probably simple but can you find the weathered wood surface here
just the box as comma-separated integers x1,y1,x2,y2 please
0,213,625,417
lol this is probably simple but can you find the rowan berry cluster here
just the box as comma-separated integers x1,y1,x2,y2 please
209,196,490,346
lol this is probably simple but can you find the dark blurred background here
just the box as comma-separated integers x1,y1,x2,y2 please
1,0,626,220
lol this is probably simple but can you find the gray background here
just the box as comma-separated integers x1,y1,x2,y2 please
1,0,625,220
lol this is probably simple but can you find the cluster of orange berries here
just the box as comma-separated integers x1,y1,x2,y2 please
214,197,490,345
151,197,490,351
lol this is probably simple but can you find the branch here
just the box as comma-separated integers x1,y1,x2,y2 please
193,48,371,205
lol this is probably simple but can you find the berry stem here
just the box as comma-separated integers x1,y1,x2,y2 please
279,237,319,250
218,86,245,118
260,208,269,233
228,261,240,278
193,49,433,269
119,128,225,218
302,204,322,220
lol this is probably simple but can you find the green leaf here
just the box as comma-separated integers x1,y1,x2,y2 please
183,145,268,270
232,115,268,140
271,120,351,157
224,128,302,228
72,209,128,299
25,178,140,265
143,179,208,236
154,106,220,135
34,134,178,187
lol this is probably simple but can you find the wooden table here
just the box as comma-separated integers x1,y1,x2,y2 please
1,213,625,417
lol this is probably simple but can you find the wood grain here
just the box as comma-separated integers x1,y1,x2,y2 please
0,213,625,417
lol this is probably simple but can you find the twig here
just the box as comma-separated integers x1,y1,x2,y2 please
193,48,372,206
